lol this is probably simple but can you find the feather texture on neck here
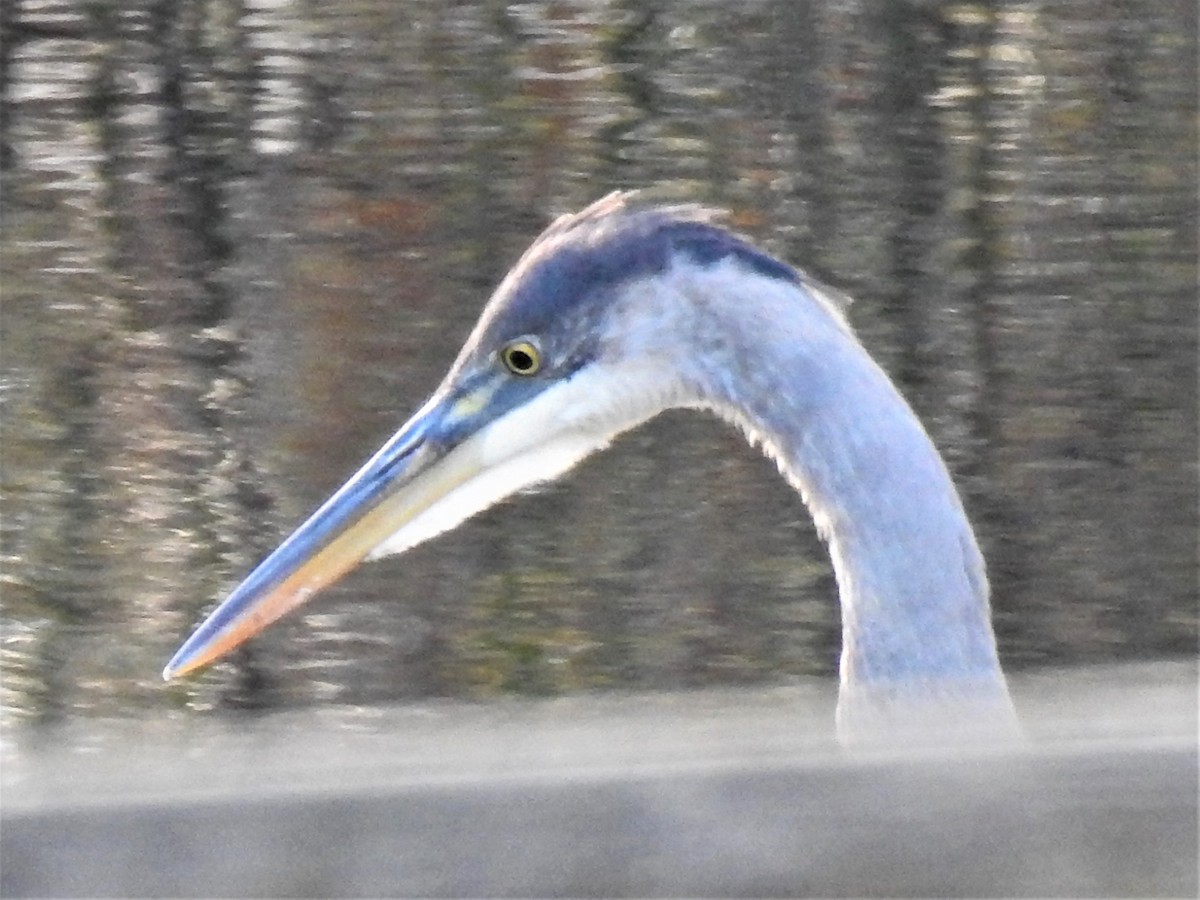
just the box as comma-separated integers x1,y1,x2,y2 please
609,258,1017,742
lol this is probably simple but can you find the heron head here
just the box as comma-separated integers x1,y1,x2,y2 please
164,192,799,679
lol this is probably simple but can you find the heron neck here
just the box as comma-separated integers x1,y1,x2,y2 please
680,271,1014,739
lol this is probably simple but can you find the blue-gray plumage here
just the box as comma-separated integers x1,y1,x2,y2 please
165,192,1016,742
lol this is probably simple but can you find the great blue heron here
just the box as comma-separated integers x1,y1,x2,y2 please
165,192,1016,740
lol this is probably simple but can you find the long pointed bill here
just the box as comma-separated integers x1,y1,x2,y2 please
163,363,626,681
163,394,471,680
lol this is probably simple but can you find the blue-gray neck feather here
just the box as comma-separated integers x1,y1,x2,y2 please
608,251,1016,741
487,195,1017,741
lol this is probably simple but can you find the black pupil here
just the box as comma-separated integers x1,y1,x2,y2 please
508,348,535,371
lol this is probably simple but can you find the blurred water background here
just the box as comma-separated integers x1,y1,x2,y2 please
1,0,1196,733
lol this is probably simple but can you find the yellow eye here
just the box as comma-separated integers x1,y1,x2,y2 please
500,340,541,376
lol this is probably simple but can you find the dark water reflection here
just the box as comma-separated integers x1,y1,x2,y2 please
1,0,1195,727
